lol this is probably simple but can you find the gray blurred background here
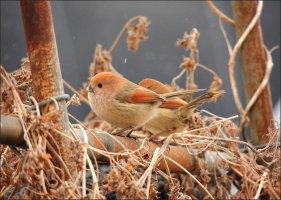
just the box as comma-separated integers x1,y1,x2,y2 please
1,1,280,122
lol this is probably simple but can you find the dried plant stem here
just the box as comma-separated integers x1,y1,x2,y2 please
46,140,72,180
267,182,280,200
181,133,257,153
244,46,277,116
163,155,214,200
0,181,12,198
232,166,279,199
46,160,65,184
206,0,235,27
137,147,160,195
1,67,32,149
162,156,173,185
49,96,60,110
86,155,100,197
29,96,41,116
196,63,219,77
219,18,232,54
254,170,268,199
68,113,87,129
197,125,221,154
39,170,48,194
0,66,27,116
138,136,173,198
75,124,88,197
171,68,186,86
214,150,240,167
108,15,145,53
200,109,226,120
0,147,9,166
63,79,90,106
71,124,100,197
27,188,46,196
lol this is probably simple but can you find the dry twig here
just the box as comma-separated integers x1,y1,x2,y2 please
206,0,235,27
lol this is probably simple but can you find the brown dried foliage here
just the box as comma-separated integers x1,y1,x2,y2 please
1,14,280,200
1,57,32,114
126,16,150,51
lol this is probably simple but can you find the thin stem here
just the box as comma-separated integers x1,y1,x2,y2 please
63,79,90,106
207,0,235,27
196,63,219,77
108,16,145,53
244,46,277,115
163,155,215,200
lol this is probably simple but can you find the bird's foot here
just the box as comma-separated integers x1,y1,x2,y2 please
111,127,130,136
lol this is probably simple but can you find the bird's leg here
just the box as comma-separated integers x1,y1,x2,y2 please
111,126,132,136
125,126,148,138
148,134,159,141
158,137,169,143
125,128,134,137
148,131,170,144
148,136,171,151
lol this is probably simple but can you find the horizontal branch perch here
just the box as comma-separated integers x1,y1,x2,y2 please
0,115,26,147
0,115,198,174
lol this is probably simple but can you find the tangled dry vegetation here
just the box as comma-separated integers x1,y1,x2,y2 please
1,8,280,200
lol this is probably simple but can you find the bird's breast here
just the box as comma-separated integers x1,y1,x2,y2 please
88,93,160,128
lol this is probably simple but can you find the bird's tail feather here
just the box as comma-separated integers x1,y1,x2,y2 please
178,90,225,118
161,88,205,100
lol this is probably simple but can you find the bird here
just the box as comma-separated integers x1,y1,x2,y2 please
139,78,224,138
87,72,202,135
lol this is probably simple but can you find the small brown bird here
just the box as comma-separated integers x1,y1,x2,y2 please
139,78,224,138
87,72,201,131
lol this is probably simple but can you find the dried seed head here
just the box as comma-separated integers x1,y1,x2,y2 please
209,76,223,92
70,94,80,106
180,57,196,72
176,28,200,51
126,16,150,51
90,44,113,76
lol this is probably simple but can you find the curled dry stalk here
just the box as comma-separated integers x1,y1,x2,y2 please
217,1,276,141
172,28,223,99
206,0,235,27
240,46,278,128
172,28,200,100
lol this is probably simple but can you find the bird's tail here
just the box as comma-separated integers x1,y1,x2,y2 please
177,90,225,118
160,88,205,100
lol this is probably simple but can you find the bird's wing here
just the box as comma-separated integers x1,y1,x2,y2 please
159,98,187,109
129,88,165,103
138,78,172,94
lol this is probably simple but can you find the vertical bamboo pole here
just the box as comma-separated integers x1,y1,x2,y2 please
232,1,273,145
20,0,74,177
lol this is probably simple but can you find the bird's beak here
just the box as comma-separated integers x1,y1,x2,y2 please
87,85,95,93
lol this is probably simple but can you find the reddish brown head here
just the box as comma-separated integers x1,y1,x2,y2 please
88,72,128,97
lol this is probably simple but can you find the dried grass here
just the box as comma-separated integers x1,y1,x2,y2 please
1,12,280,200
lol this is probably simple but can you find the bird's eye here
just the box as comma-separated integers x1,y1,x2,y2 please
97,83,103,88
